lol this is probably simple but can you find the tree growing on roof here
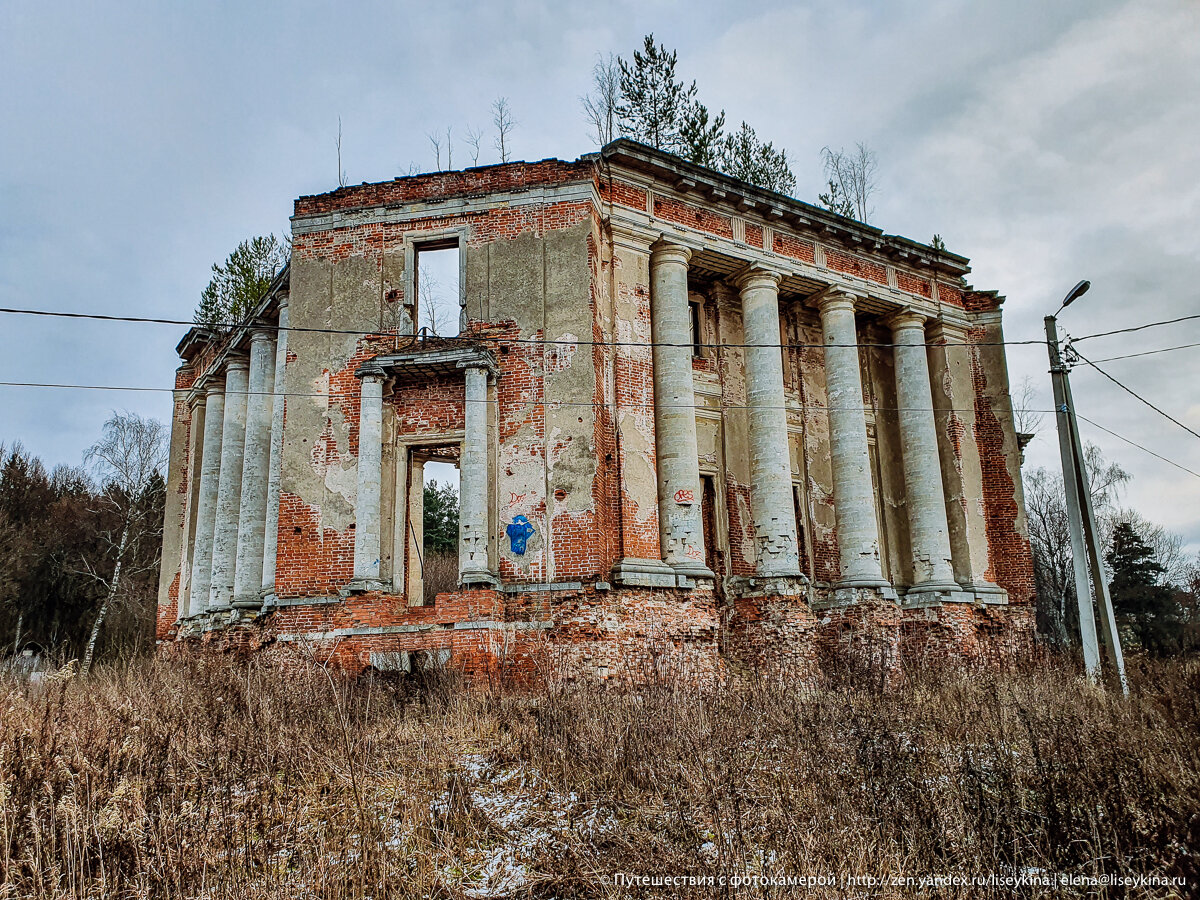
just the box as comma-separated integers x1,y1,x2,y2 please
194,235,288,329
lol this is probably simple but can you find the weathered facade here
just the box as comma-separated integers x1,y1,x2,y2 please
156,140,1035,680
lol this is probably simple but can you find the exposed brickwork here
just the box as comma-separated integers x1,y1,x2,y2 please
937,283,965,308
295,159,594,217
969,328,1036,605
772,232,815,264
275,492,355,597
598,177,649,212
744,222,764,249
653,196,734,239
826,248,888,285
895,270,932,298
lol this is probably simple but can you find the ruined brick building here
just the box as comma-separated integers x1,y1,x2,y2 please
156,139,1035,678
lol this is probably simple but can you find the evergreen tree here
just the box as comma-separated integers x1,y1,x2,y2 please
818,179,855,218
616,34,695,152
1106,521,1182,655
423,480,459,555
717,122,797,195
679,100,725,168
194,235,289,329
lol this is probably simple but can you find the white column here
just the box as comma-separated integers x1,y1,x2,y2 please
459,365,496,585
207,357,249,610
232,330,276,608
737,267,803,577
177,392,205,618
649,239,711,580
406,457,426,603
889,310,959,592
351,372,385,587
818,291,888,587
261,299,289,597
187,381,224,618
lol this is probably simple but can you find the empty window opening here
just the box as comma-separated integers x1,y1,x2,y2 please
689,300,703,357
700,474,721,576
415,243,461,337
406,451,460,605
792,483,811,574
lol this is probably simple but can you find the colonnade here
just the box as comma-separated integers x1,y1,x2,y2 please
647,239,969,595
181,300,289,618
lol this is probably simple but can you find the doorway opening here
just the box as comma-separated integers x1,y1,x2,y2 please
405,447,460,605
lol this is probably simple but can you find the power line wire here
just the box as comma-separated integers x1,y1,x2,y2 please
0,305,1042,351
1071,347,1200,444
1075,414,1200,480
1088,340,1200,364
0,380,1057,416
1072,312,1200,343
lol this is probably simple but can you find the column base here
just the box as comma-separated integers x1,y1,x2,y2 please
341,578,387,596
900,581,970,608
735,573,810,599
232,593,264,610
460,569,500,588
825,580,899,607
611,558,678,588
964,581,1009,604
670,560,715,585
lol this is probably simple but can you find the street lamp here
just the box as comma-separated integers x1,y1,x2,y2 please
1044,282,1127,693
1054,279,1090,316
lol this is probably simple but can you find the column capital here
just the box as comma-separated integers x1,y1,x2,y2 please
927,318,969,344
733,264,782,292
885,306,927,333
813,286,860,315
248,328,275,346
202,374,227,396
649,238,692,267
224,354,249,373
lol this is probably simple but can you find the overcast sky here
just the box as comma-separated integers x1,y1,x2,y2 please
2,0,1197,550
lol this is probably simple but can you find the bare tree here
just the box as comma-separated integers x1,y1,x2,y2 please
492,97,515,163
79,412,167,674
419,270,452,337
336,116,347,188
445,125,453,170
581,53,621,146
820,143,878,223
1012,375,1045,438
427,130,443,170
1026,443,1130,646
464,126,484,166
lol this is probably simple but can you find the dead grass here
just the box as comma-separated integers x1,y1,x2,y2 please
0,652,1196,898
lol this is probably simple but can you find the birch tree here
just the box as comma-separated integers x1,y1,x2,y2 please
79,412,167,674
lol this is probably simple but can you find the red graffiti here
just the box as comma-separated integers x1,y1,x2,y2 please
674,489,694,504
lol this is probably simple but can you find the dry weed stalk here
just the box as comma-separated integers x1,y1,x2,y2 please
0,651,1195,897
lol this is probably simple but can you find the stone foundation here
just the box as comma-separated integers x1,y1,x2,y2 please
162,582,1034,686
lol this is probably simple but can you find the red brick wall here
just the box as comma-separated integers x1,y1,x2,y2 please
652,195,734,240
969,329,1036,605
295,158,594,217
896,270,932,298
825,248,887,285
599,177,648,212
773,232,815,264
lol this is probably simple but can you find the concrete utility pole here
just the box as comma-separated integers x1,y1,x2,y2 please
1045,280,1128,694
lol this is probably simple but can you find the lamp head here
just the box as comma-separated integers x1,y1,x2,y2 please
1062,280,1090,309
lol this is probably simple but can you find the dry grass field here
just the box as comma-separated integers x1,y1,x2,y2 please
0,651,1196,898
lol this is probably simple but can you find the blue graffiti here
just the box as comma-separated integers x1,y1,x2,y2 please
506,515,536,555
